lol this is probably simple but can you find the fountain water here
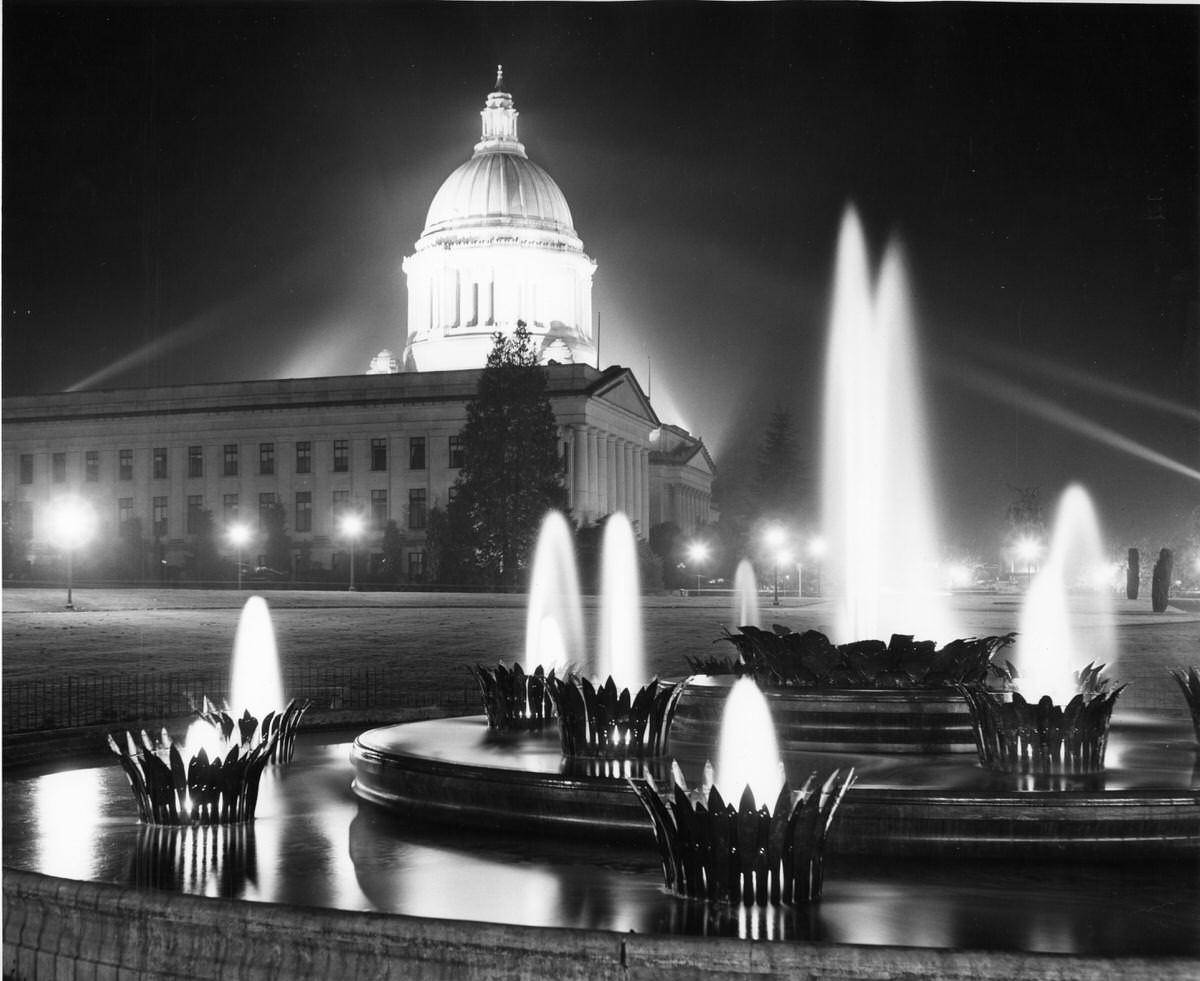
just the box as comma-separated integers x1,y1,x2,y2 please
714,678,784,809
597,512,645,690
733,560,761,629
821,207,957,645
1012,484,1118,704
523,511,583,675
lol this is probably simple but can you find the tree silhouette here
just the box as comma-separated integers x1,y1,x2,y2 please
445,324,567,587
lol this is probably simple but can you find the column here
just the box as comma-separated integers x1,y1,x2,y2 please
634,448,647,535
573,425,591,522
587,428,600,518
606,436,618,517
614,440,627,518
595,433,609,517
623,442,635,530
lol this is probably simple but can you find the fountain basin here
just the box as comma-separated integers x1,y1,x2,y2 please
672,676,978,754
351,715,1200,859
7,729,1200,979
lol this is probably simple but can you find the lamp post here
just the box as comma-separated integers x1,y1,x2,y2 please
50,496,96,610
341,513,364,592
687,541,709,598
808,536,827,597
764,526,786,606
777,549,794,603
1016,536,1041,588
227,523,251,590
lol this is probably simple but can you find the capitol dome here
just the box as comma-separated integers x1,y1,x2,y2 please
401,69,596,373
423,150,577,240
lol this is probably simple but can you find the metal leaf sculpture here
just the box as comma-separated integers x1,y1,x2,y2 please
958,678,1126,775
712,626,1015,690
629,763,855,905
1169,665,1200,744
108,717,279,826
468,662,557,730
548,675,687,759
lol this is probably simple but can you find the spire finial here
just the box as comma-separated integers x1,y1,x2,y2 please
495,65,504,90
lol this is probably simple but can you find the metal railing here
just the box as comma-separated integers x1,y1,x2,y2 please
2,668,476,733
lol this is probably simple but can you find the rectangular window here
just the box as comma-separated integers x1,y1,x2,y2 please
295,491,312,533
408,488,427,530
409,437,426,470
152,496,168,537
371,489,388,528
332,489,350,525
187,495,204,535
86,451,100,482
153,447,168,480
223,493,239,524
296,441,311,475
223,444,239,476
119,449,133,481
259,442,275,475
258,492,276,529
371,438,388,471
447,485,459,504
52,452,66,483
408,549,427,580
448,435,465,469
333,439,349,473
19,454,34,485
118,498,134,524
188,445,204,478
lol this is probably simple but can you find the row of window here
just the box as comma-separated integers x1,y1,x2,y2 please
17,437,466,485
118,488,432,537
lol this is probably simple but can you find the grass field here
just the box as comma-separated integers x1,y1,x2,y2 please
3,587,1197,732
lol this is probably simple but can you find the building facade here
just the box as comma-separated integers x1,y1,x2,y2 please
2,73,715,583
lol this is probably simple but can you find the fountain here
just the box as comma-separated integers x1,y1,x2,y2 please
5,212,1200,977
631,679,854,905
547,514,687,759
960,485,1126,776
106,596,308,825
733,559,761,629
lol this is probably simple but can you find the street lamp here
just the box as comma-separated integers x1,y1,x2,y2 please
227,522,251,590
687,541,709,597
776,549,794,603
764,526,786,606
808,536,827,597
1016,536,1041,587
341,513,365,591
48,496,96,610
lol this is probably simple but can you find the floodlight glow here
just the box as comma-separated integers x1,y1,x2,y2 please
808,536,827,558
764,526,786,549
1016,537,1042,563
687,542,709,564
340,513,365,538
227,523,252,547
48,496,97,551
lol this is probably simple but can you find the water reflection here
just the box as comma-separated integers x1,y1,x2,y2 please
4,736,1198,956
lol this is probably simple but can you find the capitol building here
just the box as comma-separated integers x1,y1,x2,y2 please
2,73,716,582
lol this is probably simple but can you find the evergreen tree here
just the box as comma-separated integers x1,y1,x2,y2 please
447,324,567,587
260,502,293,576
380,520,405,583
750,407,807,524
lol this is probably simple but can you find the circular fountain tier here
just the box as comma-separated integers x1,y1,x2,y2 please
351,714,1200,859
673,675,979,754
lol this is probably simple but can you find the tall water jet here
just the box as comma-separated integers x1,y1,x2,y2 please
597,513,644,691
1013,484,1117,704
714,678,783,809
231,596,285,722
524,511,584,674
733,560,761,629
820,206,957,644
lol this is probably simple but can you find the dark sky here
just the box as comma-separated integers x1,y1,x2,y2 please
4,2,1198,552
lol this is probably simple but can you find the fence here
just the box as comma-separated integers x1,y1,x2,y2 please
2,668,476,734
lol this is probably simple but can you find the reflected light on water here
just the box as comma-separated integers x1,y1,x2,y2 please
33,767,105,880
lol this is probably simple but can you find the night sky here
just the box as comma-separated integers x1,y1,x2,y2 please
4,3,1197,553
